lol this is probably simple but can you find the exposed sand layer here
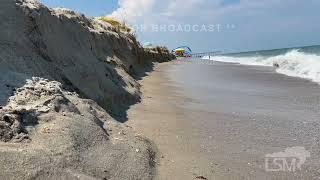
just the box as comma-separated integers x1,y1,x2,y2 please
0,0,174,120
0,0,174,179
0,77,156,179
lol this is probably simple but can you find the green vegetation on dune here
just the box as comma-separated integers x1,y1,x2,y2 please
96,16,132,33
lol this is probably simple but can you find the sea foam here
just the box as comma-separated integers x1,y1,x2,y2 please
203,50,320,83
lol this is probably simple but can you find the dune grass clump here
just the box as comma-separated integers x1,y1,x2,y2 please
97,17,132,33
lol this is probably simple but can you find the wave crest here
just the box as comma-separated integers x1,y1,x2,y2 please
204,50,320,83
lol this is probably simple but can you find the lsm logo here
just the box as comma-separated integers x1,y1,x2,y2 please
264,147,310,172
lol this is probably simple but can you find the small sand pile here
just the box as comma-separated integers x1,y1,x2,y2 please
0,77,79,142
0,77,157,179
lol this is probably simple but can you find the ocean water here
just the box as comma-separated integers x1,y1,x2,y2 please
203,45,320,83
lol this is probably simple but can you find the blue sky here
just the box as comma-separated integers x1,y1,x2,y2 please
39,0,118,17
40,0,320,53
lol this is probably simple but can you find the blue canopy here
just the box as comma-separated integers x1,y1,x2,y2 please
143,42,153,48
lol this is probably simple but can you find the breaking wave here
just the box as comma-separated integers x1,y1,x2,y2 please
203,50,320,83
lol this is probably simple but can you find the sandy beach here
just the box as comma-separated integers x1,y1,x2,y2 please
1,0,319,179
127,62,215,179
128,59,320,180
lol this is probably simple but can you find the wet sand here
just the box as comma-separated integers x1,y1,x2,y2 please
128,59,320,180
128,62,214,179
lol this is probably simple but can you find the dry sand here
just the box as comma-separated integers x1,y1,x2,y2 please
0,0,174,179
0,77,157,179
127,62,214,180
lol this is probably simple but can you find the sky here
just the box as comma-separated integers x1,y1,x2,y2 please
40,0,320,53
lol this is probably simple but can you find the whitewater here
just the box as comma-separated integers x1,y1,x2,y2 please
203,48,320,84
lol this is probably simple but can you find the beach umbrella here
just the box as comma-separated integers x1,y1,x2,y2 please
174,48,185,52
143,42,153,48
172,46,192,53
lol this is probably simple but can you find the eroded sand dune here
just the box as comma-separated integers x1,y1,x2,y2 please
0,0,174,179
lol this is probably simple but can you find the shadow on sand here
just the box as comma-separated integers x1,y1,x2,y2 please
108,62,156,123
0,61,158,124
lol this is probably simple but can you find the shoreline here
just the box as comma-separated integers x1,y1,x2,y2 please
127,59,320,180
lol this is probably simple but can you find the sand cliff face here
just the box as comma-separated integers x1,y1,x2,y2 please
0,0,175,179
0,0,175,119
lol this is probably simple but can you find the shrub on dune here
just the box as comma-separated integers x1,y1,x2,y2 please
96,16,132,33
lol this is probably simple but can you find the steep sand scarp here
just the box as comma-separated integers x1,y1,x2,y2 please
0,0,174,120
0,0,175,179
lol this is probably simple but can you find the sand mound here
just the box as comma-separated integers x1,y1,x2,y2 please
0,77,79,142
0,77,157,179
0,0,174,179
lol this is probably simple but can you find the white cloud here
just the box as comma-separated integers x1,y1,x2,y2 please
109,0,219,24
108,0,281,24
164,0,208,17
108,0,320,52
109,0,155,23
